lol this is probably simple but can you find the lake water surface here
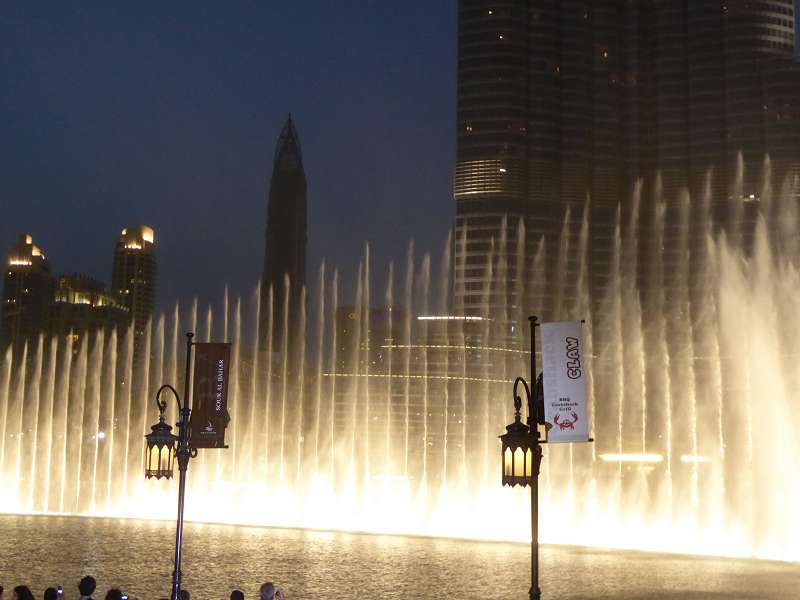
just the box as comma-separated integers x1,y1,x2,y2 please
1,515,797,599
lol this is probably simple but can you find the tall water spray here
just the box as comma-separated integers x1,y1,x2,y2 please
1,169,799,561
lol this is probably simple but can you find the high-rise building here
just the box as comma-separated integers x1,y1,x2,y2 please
112,225,156,343
454,0,799,319
262,115,307,359
50,274,130,352
0,234,54,355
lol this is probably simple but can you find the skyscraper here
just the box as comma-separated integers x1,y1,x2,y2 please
454,0,799,319
0,234,54,355
112,225,156,343
262,115,307,358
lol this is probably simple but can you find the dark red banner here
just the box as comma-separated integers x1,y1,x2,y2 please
189,342,231,448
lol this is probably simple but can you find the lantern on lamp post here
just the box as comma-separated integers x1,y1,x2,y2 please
500,377,542,487
145,402,177,479
500,316,545,600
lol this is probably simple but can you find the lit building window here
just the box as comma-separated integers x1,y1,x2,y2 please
455,159,513,196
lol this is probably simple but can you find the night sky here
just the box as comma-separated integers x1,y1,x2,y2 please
2,3,799,311
0,2,456,310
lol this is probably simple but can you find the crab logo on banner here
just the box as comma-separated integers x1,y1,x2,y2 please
541,321,590,443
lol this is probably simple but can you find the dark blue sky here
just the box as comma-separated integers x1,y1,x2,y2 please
2,3,798,310
0,2,456,308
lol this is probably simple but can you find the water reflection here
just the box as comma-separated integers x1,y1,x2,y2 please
0,516,797,600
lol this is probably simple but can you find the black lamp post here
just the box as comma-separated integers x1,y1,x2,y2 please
145,332,195,600
500,316,544,600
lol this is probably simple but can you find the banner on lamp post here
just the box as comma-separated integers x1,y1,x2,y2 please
189,342,232,448
541,321,590,443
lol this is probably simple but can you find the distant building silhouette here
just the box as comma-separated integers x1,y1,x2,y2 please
330,307,520,485
2,228,158,359
0,234,54,356
262,115,307,360
50,274,130,353
112,225,156,346
334,305,404,373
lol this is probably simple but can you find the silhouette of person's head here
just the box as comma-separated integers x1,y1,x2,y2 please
79,577,96,598
259,583,275,600
104,590,123,600
231,591,244,600
13,586,35,600
44,588,58,600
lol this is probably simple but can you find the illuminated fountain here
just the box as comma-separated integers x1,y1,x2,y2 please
1,166,799,562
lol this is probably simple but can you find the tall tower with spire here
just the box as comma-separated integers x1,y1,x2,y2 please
262,114,307,358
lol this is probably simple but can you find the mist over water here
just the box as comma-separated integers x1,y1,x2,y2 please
1,164,798,562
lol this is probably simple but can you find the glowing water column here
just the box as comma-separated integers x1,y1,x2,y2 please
500,316,544,600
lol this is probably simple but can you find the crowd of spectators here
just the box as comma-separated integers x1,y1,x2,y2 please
0,577,286,600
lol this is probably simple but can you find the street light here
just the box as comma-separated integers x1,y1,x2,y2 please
500,377,542,487
145,389,178,479
500,316,545,600
145,333,195,600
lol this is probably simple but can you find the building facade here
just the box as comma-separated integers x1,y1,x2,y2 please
0,234,54,355
111,225,156,345
454,0,799,320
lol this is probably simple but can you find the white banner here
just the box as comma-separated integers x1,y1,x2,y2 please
541,320,590,443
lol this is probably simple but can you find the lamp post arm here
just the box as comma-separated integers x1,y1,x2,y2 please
155,384,183,415
513,376,532,428
513,376,532,402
